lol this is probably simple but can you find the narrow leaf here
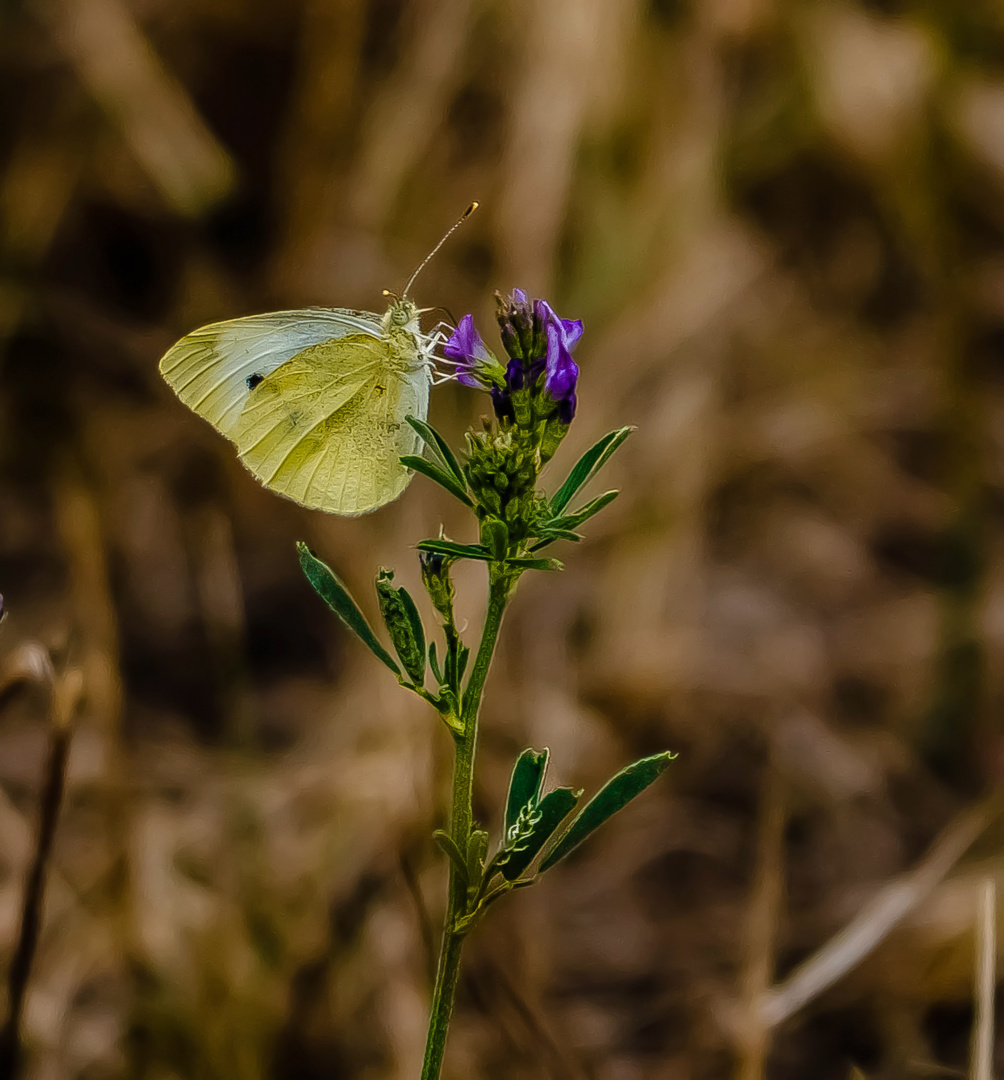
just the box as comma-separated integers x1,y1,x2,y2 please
506,556,563,571
550,427,634,515
445,637,458,688
433,830,469,884
400,456,474,507
406,416,467,488
396,585,426,683
428,642,443,684
505,748,550,834
457,645,471,683
540,751,676,872
499,787,580,881
297,543,400,675
551,490,619,530
417,539,493,561
529,530,583,552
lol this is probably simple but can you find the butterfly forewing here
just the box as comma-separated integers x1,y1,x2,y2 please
159,309,384,435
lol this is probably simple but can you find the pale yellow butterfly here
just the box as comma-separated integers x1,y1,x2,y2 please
159,204,476,515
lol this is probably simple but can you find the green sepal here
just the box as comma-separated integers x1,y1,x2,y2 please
405,416,468,489
539,751,676,872
433,830,469,885
550,427,634,515
505,748,549,834
551,490,619,531
417,539,493,561
499,787,580,881
297,543,400,676
401,455,475,507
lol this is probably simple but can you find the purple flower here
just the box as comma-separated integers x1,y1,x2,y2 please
443,315,502,389
543,317,579,422
533,299,582,353
486,289,583,424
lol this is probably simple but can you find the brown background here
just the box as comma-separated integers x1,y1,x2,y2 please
3,0,1004,1077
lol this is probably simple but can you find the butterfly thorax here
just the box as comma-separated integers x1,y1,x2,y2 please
379,298,428,371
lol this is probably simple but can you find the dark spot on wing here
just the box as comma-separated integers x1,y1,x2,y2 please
246,373,265,390
375,384,386,395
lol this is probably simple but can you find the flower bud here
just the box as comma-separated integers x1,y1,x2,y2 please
420,551,456,625
376,569,425,684
496,289,534,360
443,315,505,389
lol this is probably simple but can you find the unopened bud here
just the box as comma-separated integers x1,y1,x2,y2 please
375,569,425,684
420,551,456,625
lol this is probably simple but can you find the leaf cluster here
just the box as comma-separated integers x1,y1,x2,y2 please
446,747,676,933
405,417,635,569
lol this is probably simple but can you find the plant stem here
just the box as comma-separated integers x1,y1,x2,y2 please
420,568,511,1080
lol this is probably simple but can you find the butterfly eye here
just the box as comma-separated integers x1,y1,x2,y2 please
246,373,264,390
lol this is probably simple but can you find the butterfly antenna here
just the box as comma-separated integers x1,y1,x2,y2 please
428,304,458,326
402,201,478,298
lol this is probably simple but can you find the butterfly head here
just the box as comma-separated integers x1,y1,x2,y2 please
382,296,421,334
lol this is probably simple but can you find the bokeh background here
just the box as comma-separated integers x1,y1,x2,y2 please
4,0,1004,1076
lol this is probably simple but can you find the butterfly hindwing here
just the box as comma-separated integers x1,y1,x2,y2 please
232,335,428,515
158,309,384,436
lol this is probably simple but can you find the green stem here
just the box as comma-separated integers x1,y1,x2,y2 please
421,568,512,1080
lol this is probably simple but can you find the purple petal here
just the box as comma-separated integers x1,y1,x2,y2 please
444,313,483,365
560,318,584,350
533,300,583,352
544,320,579,401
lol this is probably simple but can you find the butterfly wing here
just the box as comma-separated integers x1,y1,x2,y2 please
158,308,383,436
231,334,430,515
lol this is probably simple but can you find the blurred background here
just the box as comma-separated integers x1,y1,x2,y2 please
3,0,1004,1076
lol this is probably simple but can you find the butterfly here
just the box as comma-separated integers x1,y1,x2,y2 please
158,205,476,515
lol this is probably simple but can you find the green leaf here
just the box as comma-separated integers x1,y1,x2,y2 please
457,645,471,683
505,748,549,834
550,427,634,515
417,539,493,561
539,751,676,872
400,456,474,507
499,787,580,881
551,490,619,530
405,416,467,488
433,830,469,884
297,543,400,676
396,585,426,683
